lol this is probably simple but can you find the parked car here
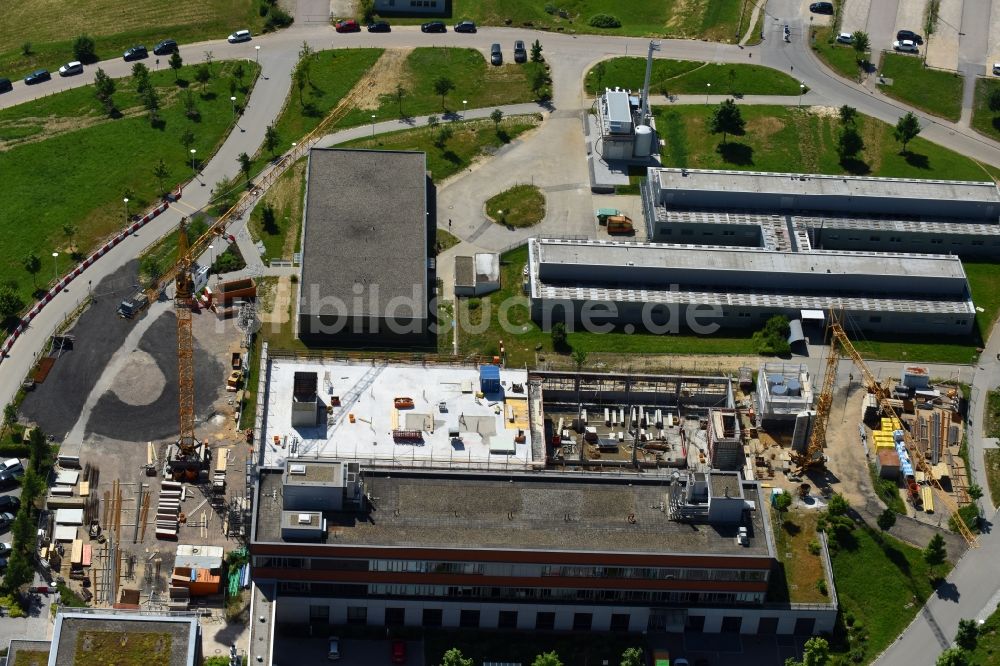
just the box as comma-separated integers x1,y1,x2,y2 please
1,459,24,479
227,29,252,43
0,496,20,512
893,39,918,53
0,542,11,555
0,474,17,490
0,512,14,530
421,21,446,33
513,40,527,63
0,77,11,93
335,19,360,33
367,21,391,33
836,32,854,44
123,45,148,61
153,39,178,55
24,69,50,85
809,2,834,14
0,557,8,569
454,20,477,33
327,637,340,661
390,640,406,664
896,29,923,44
59,61,83,76
994,63,1000,76
490,43,502,66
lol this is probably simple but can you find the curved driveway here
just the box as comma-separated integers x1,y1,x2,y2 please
3,8,1000,662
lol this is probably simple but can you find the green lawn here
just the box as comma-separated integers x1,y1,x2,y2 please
268,48,384,156
12,650,50,666
585,58,804,96
878,53,964,121
485,184,545,227
770,509,830,604
248,158,306,263
436,229,461,253
372,0,754,42
340,115,540,182
0,0,264,79
985,391,1000,440
336,48,542,128
829,524,944,663
0,61,256,305
984,450,1000,517
812,27,864,82
971,77,1000,143
139,216,209,285
653,104,998,181
965,261,1000,343
238,333,262,430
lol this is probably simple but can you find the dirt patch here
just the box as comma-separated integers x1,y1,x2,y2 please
110,349,166,406
351,49,412,111
666,0,697,32
261,277,291,324
748,115,785,141
811,105,841,119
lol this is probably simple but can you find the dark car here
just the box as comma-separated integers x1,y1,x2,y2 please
335,19,360,33
809,2,834,14
421,21,446,33
23,69,50,85
454,20,477,33
0,496,20,512
0,473,17,490
367,21,391,33
896,29,923,44
0,542,11,555
153,39,178,56
0,512,14,530
0,77,11,93
490,43,502,66
390,640,406,664
513,40,527,63
123,45,148,61
0,557,8,569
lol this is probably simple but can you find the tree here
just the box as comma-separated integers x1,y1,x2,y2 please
532,652,563,666
955,618,979,650
3,404,15,428
153,159,170,195
27,426,49,473
294,67,307,107
428,115,439,127
838,105,858,125
877,508,897,531
0,286,24,320
394,84,407,117
894,111,922,152
851,31,870,66
203,50,214,72
530,39,544,63
572,348,588,370
837,124,865,160
434,125,454,150
827,493,849,517
925,533,948,568
264,124,280,157
131,62,151,93
73,34,96,63
180,129,196,153
774,491,792,514
529,66,548,95
21,41,31,56
183,89,199,120
752,314,790,355
433,76,455,110
298,41,314,84
709,98,745,146
233,61,246,88
936,648,969,666
195,64,211,89
801,637,830,666
967,484,983,501
490,108,504,130
551,322,568,349
988,87,1000,113
142,85,160,122
2,548,33,594
261,202,279,234
93,68,117,115
22,253,41,289
62,223,78,253
440,648,473,666
169,51,183,81
620,648,643,666
237,152,253,185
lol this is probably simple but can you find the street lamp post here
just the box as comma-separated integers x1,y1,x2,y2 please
255,45,260,66
462,99,467,119
209,244,215,270
190,148,197,175
371,114,376,138
123,197,129,224
51,252,59,284
705,83,711,105
798,83,805,107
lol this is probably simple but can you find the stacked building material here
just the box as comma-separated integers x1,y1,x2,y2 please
155,480,183,540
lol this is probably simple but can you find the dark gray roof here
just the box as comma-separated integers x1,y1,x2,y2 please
455,256,475,287
255,469,771,556
300,149,428,318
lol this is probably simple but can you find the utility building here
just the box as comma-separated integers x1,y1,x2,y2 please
297,149,435,347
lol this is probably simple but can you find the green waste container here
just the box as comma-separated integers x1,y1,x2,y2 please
596,208,620,224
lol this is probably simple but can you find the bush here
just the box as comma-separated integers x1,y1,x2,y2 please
752,315,791,355
73,35,97,63
588,13,621,28
808,539,821,555
817,579,828,595
264,4,294,31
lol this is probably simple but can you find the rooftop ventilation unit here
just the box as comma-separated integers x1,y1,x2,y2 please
289,464,307,475
298,513,312,524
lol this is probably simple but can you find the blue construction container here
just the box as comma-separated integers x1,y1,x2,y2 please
479,365,501,394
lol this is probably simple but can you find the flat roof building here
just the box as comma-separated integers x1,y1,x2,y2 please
46,610,202,666
297,148,434,347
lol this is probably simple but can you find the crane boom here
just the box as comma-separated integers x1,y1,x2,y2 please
794,332,839,472
175,218,196,452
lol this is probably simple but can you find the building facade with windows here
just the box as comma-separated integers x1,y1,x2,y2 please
250,460,837,635
374,0,446,15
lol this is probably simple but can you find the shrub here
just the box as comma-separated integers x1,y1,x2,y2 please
73,35,97,63
588,13,621,28
816,579,828,595
264,5,294,31
807,539,821,555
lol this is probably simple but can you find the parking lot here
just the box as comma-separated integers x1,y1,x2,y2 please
272,637,423,666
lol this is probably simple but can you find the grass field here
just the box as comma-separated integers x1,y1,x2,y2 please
0,61,256,305
878,53,964,121
985,449,1000,516
436,229,461,253
971,77,1000,143
770,509,830,604
965,261,1000,344
829,524,943,663
585,58,804,96
340,115,540,182
812,27,864,81
652,104,999,180
336,48,541,128
0,0,263,78
966,599,1000,664
485,184,545,227
248,157,307,263
267,48,384,156
375,0,755,42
